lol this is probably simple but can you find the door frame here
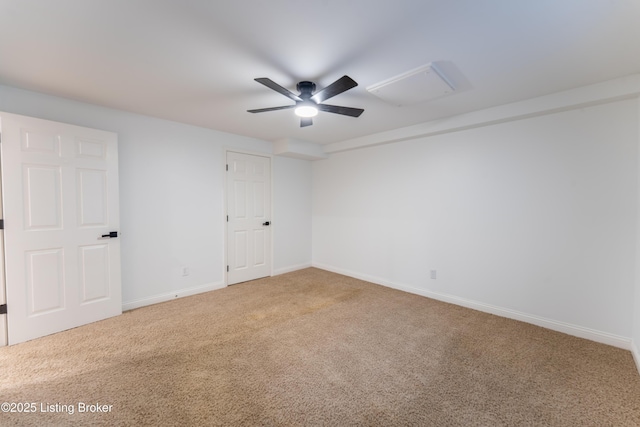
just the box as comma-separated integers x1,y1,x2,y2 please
0,138,6,347
223,148,274,285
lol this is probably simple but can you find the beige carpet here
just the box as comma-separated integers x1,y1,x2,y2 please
1,268,639,426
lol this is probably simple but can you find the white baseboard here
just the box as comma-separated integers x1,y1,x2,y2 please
122,281,226,312
632,341,640,375
312,262,632,350
123,263,313,311
273,263,312,276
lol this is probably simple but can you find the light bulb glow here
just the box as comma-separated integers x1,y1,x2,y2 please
295,104,318,118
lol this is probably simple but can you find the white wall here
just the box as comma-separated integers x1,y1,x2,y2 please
273,156,312,274
313,98,639,343
0,84,312,308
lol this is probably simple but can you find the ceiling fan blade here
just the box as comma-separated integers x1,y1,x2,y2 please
317,104,364,117
311,75,358,103
254,78,302,102
300,117,313,127
247,105,295,113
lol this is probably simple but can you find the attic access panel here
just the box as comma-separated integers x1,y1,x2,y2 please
367,63,455,106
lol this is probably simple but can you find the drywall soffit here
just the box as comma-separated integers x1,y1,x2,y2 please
326,73,640,154
273,138,327,161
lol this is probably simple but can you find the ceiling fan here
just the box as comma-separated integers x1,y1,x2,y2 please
247,75,364,127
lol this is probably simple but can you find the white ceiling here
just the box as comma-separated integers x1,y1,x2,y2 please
1,0,639,146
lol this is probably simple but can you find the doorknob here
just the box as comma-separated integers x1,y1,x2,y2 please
262,221,271,226
100,231,118,239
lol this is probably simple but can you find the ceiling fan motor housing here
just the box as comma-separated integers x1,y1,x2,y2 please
296,81,316,98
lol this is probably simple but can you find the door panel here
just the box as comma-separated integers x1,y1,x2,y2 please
77,168,108,227
234,230,248,269
21,129,61,154
0,112,121,345
23,165,63,229
254,229,266,266
25,248,65,315
79,244,110,303
227,152,271,285
76,137,106,159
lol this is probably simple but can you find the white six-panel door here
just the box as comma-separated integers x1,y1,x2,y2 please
227,151,271,285
0,112,121,345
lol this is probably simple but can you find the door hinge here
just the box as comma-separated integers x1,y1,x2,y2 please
227,265,229,272
226,164,228,171
0,219,3,230
226,215,228,222
0,304,6,315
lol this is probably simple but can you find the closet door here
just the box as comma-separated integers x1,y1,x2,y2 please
226,151,271,285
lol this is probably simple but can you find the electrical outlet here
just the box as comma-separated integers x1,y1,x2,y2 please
430,270,437,280
182,267,189,277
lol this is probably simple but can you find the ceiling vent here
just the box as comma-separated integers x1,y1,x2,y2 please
366,63,455,106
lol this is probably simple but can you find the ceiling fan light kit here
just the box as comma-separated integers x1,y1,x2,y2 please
248,75,364,127
294,101,318,118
